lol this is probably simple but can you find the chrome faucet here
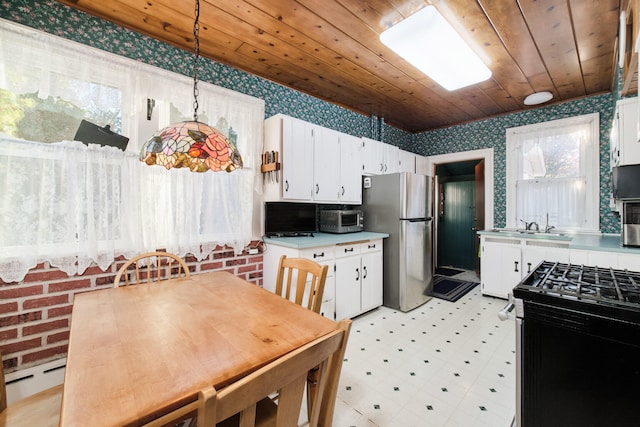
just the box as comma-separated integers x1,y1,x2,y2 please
519,219,539,231
544,213,555,233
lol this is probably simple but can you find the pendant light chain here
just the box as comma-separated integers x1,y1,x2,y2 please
192,0,201,122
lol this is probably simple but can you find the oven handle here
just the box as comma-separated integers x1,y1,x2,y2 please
515,317,522,427
498,293,515,321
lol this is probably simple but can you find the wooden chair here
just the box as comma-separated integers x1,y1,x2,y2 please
114,251,190,287
0,353,63,427
274,255,329,314
142,319,352,427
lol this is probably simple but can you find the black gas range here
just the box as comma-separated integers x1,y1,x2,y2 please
514,261,640,323
511,261,640,427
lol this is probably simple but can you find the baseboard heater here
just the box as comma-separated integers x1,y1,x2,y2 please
4,357,66,405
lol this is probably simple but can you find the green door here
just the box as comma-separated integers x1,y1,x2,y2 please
438,180,476,270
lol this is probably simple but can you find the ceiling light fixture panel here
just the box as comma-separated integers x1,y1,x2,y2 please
380,6,492,91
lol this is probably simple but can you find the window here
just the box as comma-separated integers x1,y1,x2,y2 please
505,113,599,232
0,20,264,283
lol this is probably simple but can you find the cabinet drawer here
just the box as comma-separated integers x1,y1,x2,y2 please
361,239,382,254
335,242,361,258
300,246,334,262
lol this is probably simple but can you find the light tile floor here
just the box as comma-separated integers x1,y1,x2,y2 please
330,271,516,427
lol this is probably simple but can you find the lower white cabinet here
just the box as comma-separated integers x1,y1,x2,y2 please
522,240,570,275
361,241,383,312
480,235,570,299
263,239,383,319
334,240,383,319
480,237,522,299
569,249,619,268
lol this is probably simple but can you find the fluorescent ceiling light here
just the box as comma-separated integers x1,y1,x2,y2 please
380,6,492,91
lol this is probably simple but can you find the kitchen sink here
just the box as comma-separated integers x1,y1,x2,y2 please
488,228,567,237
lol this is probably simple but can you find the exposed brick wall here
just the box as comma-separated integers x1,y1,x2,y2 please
0,243,264,373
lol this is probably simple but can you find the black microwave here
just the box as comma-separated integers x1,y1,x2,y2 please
612,164,640,200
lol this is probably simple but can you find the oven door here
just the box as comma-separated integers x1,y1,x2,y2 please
518,300,640,427
515,317,521,427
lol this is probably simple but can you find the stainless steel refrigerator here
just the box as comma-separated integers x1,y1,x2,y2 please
362,172,433,312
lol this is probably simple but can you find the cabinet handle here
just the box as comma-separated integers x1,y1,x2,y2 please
527,262,531,274
356,267,359,281
313,252,324,258
315,183,319,194
285,180,289,192
379,163,384,172
368,244,376,249
384,164,387,172
363,266,367,279
344,248,354,253
514,261,519,272
341,186,345,195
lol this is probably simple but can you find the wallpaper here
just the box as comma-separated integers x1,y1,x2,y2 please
412,94,620,232
0,0,625,233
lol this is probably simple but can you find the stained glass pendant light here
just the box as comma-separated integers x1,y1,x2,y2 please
139,0,243,173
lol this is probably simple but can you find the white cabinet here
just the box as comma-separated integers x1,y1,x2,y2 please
480,235,570,298
415,154,430,175
569,249,620,268
611,97,640,167
522,240,570,275
362,137,383,175
263,244,336,319
398,149,416,173
338,133,363,204
264,114,313,201
360,240,383,312
569,248,637,270
617,253,640,270
263,238,383,320
480,237,522,299
335,242,362,320
335,239,383,319
264,114,363,204
361,137,399,175
313,126,341,202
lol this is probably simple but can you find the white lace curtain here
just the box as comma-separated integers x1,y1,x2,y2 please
0,20,264,283
507,115,597,231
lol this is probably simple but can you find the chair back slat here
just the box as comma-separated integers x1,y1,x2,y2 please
274,255,328,314
142,319,352,427
114,251,190,287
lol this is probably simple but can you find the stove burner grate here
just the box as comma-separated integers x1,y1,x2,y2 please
522,261,640,307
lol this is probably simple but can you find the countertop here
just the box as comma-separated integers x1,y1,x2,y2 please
478,229,640,255
263,231,389,249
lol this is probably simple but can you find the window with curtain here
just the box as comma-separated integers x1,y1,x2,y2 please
505,113,599,232
0,19,264,283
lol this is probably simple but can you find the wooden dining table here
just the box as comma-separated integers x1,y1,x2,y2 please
59,270,337,426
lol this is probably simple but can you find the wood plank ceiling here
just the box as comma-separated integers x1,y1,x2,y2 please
56,0,625,133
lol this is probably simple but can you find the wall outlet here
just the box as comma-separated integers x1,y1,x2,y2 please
248,248,259,255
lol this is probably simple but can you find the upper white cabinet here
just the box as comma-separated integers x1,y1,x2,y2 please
264,114,362,204
338,133,364,203
313,126,341,202
361,137,399,175
264,114,313,201
398,149,416,173
415,154,430,175
611,97,640,167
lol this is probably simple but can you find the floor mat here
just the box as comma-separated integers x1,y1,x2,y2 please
432,275,479,302
435,266,466,277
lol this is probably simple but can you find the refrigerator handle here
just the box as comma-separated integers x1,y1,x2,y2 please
405,217,431,222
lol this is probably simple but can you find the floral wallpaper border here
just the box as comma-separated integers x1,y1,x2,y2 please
0,0,626,233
